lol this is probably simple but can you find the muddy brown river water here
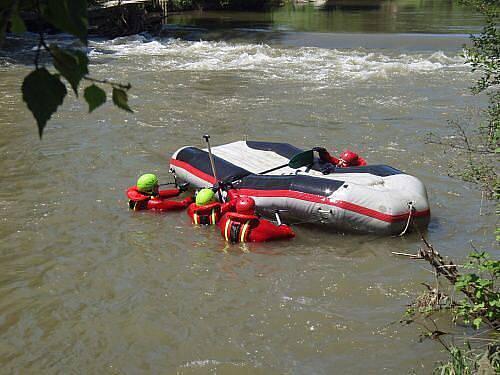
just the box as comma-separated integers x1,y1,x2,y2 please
0,1,497,373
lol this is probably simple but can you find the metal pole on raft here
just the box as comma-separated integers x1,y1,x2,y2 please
274,210,282,226
203,134,223,201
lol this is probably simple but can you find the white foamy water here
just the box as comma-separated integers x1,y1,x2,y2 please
88,34,467,83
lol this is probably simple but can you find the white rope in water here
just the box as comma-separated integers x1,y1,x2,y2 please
399,202,415,237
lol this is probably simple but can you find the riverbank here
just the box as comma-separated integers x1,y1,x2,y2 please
169,0,284,11
17,0,285,39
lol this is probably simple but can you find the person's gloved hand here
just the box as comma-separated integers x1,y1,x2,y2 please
211,182,220,193
182,196,194,206
213,180,233,192
320,165,335,175
312,147,327,153
178,182,190,192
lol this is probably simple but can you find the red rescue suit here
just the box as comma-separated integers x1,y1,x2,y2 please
218,212,295,243
318,150,367,167
187,200,236,225
126,186,193,211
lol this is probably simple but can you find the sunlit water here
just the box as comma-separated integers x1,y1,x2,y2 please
0,1,496,373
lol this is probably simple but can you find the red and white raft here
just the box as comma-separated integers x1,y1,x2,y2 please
170,141,430,234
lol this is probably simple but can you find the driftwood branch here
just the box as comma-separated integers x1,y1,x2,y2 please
399,233,499,329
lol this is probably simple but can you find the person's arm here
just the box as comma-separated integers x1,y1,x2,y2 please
248,219,295,242
220,199,237,215
322,151,340,165
357,157,367,166
147,196,193,211
157,188,181,199
186,202,196,219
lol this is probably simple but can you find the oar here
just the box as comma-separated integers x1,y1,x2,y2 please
203,134,224,201
203,134,219,182
257,149,315,175
216,149,316,190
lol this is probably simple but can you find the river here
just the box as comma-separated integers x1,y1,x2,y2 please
0,1,496,373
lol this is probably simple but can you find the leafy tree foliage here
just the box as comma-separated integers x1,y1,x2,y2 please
0,0,133,138
428,0,499,197
461,0,499,146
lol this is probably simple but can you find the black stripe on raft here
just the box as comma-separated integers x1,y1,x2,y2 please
234,174,345,197
333,165,403,177
176,145,403,189
177,147,250,180
246,141,304,159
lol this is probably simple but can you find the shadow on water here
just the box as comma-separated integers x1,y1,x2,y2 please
322,0,385,11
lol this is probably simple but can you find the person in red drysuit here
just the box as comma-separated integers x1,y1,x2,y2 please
187,188,237,225
126,173,192,211
218,196,295,243
313,147,367,168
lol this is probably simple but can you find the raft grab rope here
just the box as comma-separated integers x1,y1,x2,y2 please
398,201,416,237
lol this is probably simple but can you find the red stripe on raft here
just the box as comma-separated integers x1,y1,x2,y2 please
236,188,430,223
170,158,216,184
170,159,430,223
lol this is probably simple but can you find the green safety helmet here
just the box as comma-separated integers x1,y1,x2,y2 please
137,173,158,193
196,188,215,206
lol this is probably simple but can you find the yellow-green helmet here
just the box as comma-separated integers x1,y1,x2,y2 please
196,188,215,206
137,173,158,193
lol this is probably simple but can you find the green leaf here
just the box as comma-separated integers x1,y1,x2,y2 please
22,68,67,138
50,44,88,95
10,10,26,34
44,0,88,44
472,317,482,329
112,88,133,113
84,84,106,113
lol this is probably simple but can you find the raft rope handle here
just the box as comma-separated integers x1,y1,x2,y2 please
398,201,416,237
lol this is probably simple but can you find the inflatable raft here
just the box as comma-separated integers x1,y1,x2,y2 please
170,141,430,234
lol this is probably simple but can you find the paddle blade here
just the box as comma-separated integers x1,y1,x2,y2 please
288,150,314,169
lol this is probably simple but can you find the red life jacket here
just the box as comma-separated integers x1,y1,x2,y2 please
127,186,152,211
189,202,222,225
221,212,259,243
